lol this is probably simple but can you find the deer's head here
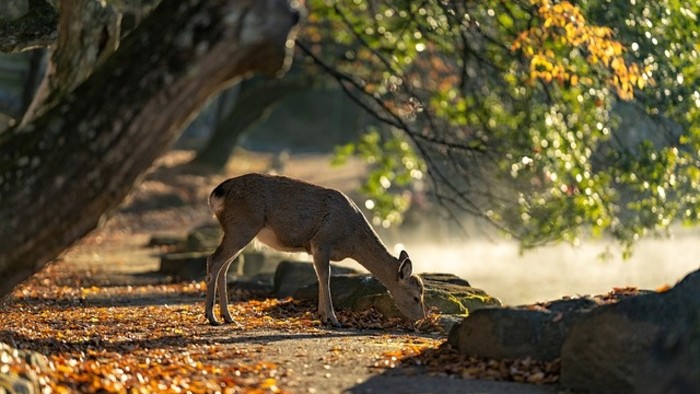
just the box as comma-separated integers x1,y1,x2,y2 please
391,251,426,321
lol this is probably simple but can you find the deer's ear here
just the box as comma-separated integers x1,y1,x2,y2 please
399,250,409,262
398,258,413,281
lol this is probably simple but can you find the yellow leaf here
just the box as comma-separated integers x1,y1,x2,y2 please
544,16,553,28
611,57,621,71
637,78,646,89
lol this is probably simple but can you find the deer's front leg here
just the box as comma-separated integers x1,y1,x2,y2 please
311,247,340,327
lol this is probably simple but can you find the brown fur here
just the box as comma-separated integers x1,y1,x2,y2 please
204,173,426,326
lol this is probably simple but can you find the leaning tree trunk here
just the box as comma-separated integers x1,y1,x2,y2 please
0,0,300,297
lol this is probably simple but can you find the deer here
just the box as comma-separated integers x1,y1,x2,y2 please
204,173,426,326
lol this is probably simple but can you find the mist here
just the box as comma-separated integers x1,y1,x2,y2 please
393,228,699,306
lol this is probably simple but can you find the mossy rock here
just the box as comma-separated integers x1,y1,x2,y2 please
294,272,500,318
421,273,501,314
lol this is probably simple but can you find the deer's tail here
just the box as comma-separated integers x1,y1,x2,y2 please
208,183,227,217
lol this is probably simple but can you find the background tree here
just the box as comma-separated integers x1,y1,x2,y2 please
189,74,308,171
0,0,300,297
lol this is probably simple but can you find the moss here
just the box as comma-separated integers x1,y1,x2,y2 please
425,291,468,315
425,289,501,315
296,273,501,318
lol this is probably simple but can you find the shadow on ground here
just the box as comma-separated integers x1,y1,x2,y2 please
349,374,558,394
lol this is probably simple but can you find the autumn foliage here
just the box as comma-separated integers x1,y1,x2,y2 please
512,0,650,99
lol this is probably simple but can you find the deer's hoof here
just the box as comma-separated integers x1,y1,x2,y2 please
320,316,341,328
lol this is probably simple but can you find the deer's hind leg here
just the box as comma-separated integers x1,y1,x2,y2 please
205,231,256,326
217,253,241,324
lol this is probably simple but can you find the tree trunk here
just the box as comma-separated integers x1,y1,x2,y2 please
0,0,300,297
192,76,305,170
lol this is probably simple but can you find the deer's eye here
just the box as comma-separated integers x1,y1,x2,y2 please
413,297,420,303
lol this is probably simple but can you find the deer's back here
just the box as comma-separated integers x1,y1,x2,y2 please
211,174,371,251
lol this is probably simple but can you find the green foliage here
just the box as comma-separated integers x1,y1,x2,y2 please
303,0,700,255
333,128,425,227
564,0,700,255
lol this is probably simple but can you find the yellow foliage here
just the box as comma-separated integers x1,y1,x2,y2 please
512,0,648,99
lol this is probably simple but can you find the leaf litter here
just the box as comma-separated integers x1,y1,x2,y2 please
0,254,583,392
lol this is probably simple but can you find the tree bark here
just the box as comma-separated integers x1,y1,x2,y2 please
0,0,300,297
20,0,140,125
0,0,57,53
192,76,305,170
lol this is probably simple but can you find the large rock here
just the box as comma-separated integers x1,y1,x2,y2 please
242,251,294,276
181,224,222,252
560,270,700,394
637,307,700,394
294,272,500,318
159,252,243,281
273,260,361,297
0,343,47,394
448,297,600,361
421,273,500,314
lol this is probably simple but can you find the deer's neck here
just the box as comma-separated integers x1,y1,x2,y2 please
350,230,399,292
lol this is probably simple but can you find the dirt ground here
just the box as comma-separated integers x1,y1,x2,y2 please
1,150,559,394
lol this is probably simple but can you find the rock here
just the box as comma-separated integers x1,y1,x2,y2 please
421,274,500,314
182,224,222,252
147,233,186,247
242,251,291,277
159,252,243,281
294,272,500,318
229,273,276,295
448,297,599,361
637,307,700,394
273,261,362,298
560,270,700,394
293,274,378,307
0,343,47,394
437,315,464,334
148,225,220,252
155,225,222,281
